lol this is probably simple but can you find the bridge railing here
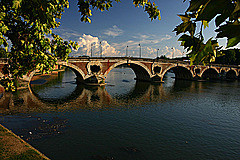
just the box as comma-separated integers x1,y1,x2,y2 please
67,56,190,64
206,63,240,68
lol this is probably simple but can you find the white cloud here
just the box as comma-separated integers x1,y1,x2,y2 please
160,46,184,58
53,28,83,41
132,34,150,39
160,34,172,41
132,34,172,42
72,34,121,57
109,34,177,58
112,34,173,50
103,25,123,37
54,28,184,58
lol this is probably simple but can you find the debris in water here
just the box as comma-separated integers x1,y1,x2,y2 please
122,80,129,82
91,155,115,160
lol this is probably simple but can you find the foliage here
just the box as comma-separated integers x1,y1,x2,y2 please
215,49,240,65
0,0,160,91
0,48,7,58
0,0,78,91
77,0,161,23
174,0,240,65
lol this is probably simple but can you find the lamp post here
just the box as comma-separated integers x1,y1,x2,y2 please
157,48,159,58
171,47,174,59
91,43,93,57
100,41,102,57
126,46,128,57
139,44,141,58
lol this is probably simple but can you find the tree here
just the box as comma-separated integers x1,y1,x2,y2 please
174,0,240,65
215,49,240,65
0,0,161,91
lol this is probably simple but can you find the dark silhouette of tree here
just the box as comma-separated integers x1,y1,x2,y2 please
174,0,240,65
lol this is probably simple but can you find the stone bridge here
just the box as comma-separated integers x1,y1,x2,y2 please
0,57,239,87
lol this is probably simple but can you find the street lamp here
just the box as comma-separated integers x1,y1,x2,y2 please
100,41,102,57
126,46,128,57
171,47,174,59
139,44,141,58
91,43,93,57
157,49,159,58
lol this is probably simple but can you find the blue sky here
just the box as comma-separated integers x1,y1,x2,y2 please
53,0,227,58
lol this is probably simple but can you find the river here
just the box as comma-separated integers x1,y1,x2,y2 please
0,68,240,160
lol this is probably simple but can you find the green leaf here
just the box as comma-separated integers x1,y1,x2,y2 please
227,36,240,48
197,0,234,22
216,23,240,39
233,0,240,13
215,5,234,27
173,21,196,36
177,14,190,23
12,0,22,9
202,20,209,29
187,0,208,12
1,25,9,34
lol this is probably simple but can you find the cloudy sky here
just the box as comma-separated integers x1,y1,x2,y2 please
53,0,227,58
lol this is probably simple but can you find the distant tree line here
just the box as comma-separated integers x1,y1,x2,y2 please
157,49,240,65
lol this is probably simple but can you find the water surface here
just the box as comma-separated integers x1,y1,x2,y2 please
0,68,240,160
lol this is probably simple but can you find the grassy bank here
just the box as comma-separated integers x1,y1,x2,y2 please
0,124,49,160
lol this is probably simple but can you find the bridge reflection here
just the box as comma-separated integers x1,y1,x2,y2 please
0,80,208,114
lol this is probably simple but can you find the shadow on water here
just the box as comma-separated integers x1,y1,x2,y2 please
31,84,85,104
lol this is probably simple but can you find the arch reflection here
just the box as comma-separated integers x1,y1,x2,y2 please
1,68,208,114
0,79,205,115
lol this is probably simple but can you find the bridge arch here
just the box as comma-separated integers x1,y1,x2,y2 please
58,62,86,81
201,68,219,80
162,65,194,80
226,69,238,79
28,62,86,85
103,60,152,82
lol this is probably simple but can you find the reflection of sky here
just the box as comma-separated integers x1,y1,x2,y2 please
105,68,136,98
32,69,77,100
162,72,175,88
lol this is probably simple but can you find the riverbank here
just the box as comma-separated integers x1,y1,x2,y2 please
31,68,65,85
0,70,66,159
0,124,50,160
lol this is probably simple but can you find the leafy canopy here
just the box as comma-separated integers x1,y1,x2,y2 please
0,0,160,91
174,0,240,65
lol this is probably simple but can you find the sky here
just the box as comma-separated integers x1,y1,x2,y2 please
53,0,229,58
